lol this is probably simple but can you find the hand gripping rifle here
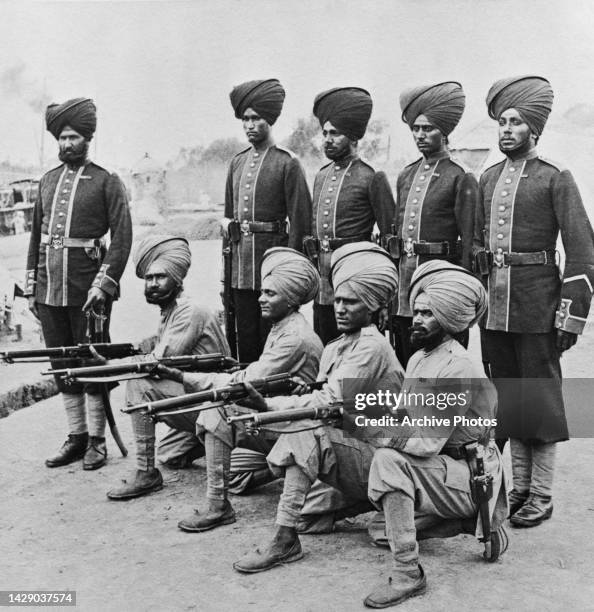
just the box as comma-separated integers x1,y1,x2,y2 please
44,353,240,384
121,373,325,420
1,343,139,363
226,403,343,433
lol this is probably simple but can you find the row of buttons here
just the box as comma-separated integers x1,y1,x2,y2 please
52,168,76,233
241,151,262,214
494,165,518,241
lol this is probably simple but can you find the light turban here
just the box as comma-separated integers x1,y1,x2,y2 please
133,235,191,286
486,75,554,136
409,260,486,334
331,242,397,312
313,87,373,141
46,98,97,140
261,247,320,306
400,81,465,136
229,79,285,125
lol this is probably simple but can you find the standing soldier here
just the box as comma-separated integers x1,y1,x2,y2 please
475,76,594,527
223,79,312,363
24,98,132,470
390,81,478,367
306,87,395,345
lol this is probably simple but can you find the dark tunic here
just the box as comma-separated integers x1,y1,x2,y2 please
25,161,132,305
224,144,312,290
312,155,395,305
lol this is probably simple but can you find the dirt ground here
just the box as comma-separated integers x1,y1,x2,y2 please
1,233,594,612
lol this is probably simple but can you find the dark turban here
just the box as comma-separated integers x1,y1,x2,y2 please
229,79,285,125
313,87,373,141
400,81,465,136
409,260,486,334
133,235,191,286
331,242,397,312
261,247,320,306
486,75,554,136
45,98,97,140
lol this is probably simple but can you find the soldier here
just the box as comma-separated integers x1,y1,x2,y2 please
474,76,594,527
24,98,132,471
222,79,312,362
106,236,230,500
390,81,478,367
306,87,395,345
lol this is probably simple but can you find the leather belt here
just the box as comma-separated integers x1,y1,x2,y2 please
240,220,287,235
402,238,458,257
440,437,490,460
41,234,105,249
492,248,556,268
319,235,371,252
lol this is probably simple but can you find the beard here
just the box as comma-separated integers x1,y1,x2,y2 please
144,286,180,306
59,140,90,165
409,324,445,352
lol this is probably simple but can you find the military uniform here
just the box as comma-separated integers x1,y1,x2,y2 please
24,161,132,393
391,152,478,365
311,156,394,344
224,145,312,361
475,152,594,441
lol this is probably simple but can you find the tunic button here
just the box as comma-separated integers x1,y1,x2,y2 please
323,223,328,228
250,163,256,168
62,189,68,193
408,224,414,230
328,187,334,192
505,178,512,184
325,198,331,204
245,184,250,188
324,235,329,239
335,165,341,171
68,170,74,174
424,164,430,170
415,187,421,192
56,224,62,229
253,152,259,157
498,219,505,225
501,191,508,196
247,173,252,178
59,212,65,217
60,200,66,204
331,176,337,181
412,198,418,204
509,167,516,172
324,211,329,215
65,179,70,183
243,196,249,201
497,233,504,239
419,175,425,181
559,312,565,318
498,206,506,212
410,212,416,218
243,207,248,212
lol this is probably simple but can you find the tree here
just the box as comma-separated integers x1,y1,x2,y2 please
282,115,321,158
359,119,389,161
200,138,245,164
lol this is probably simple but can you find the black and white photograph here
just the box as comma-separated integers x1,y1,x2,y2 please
1,1,593,610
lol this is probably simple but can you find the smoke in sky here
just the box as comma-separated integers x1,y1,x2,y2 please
0,61,51,114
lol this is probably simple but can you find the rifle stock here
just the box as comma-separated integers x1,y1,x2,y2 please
1,342,139,363
222,236,238,359
226,404,343,426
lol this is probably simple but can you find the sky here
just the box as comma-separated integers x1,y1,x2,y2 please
1,0,594,169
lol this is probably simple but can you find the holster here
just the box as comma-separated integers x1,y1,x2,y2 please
303,236,319,262
465,442,493,541
382,234,401,260
473,249,492,277
228,220,242,244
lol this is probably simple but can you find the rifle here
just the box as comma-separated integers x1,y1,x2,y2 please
222,234,238,359
122,373,325,418
1,342,139,363
227,403,343,431
466,442,495,559
44,353,240,384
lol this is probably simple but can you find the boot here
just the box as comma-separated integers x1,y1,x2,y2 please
83,436,107,471
45,433,88,468
233,526,303,573
364,565,427,608
508,488,529,518
106,469,163,500
510,494,553,528
178,500,236,533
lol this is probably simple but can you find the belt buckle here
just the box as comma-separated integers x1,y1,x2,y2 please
240,220,251,236
404,238,414,258
442,241,451,255
51,236,63,249
494,247,507,268
320,239,330,252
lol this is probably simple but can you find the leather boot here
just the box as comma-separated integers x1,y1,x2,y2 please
106,469,163,500
45,433,88,468
364,564,427,608
83,436,107,471
178,500,236,533
510,494,553,527
233,527,303,573
508,488,529,517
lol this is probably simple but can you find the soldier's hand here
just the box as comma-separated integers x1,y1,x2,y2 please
290,376,309,395
155,364,184,383
83,286,107,313
377,307,389,333
87,345,108,365
556,329,578,353
241,381,269,412
27,296,39,320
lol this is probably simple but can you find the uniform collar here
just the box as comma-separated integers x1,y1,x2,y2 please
423,150,450,164
505,148,538,163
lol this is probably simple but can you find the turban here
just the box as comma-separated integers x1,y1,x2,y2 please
133,235,191,286
331,242,397,312
261,247,320,306
486,75,554,136
46,98,97,140
229,79,285,125
313,87,373,141
409,260,486,334
400,81,465,136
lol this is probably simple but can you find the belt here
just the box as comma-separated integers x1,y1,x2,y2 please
402,238,458,257
440,437,490,460
41,234,105,249
319,235,371,252
238,220,287,235
491,248,556,268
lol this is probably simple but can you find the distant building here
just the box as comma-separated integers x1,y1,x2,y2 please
130,153,167,224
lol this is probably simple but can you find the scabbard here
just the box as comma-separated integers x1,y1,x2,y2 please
101,385,128,457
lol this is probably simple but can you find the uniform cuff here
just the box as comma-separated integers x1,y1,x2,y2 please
92,264,118,297
23,269,36,296
555,298,586,334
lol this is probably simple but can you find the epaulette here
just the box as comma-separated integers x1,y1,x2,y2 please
449,156,472,174
275,145,297,159
357,158,376,172
481,157,506,174
538,156,566,172
44,163,64,176
401,157,423,171
90,161,120,176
